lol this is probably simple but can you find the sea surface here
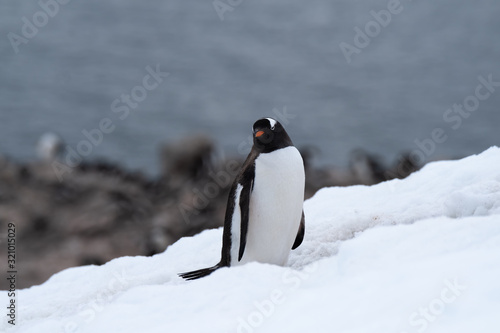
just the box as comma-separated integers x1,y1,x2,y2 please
1,0,499,175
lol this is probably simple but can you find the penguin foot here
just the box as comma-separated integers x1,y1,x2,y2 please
178,264,220,281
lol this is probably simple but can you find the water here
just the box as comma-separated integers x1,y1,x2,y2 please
1,0,499,176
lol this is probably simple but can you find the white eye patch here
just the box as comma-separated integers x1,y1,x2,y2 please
266,118,277,130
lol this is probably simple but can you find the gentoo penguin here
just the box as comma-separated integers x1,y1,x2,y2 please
36,132,63,162
179,117,305,280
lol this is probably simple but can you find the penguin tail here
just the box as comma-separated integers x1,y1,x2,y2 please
178,264,221,281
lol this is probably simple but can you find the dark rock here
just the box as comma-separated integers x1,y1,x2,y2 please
160,135,215,182
32,216,50,233
349,149,387,185
79,256,105,266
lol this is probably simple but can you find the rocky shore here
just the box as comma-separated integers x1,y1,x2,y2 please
0,136,422,288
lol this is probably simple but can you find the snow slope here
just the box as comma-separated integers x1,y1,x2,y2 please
3,147,500,333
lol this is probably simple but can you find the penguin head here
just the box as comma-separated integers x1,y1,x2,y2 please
252,118,293,153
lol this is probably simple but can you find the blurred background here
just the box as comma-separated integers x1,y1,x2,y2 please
1,0,499,288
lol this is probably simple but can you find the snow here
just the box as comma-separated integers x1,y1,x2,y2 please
3,147,500,333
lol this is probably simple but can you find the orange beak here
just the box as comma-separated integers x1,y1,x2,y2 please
255,130,265,138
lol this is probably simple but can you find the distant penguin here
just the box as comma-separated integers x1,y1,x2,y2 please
179,118,305,280
37,132,63,162
349,148,386,185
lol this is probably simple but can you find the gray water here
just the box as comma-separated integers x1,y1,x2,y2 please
1,0,500,176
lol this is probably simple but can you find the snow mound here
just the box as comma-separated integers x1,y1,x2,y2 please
3,147,500,333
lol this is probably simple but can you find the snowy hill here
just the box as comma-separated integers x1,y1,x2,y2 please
3,147,500,333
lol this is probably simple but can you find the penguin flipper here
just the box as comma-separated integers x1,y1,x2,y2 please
238,169,254,261
292,210,305,250
178,264,220,281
